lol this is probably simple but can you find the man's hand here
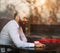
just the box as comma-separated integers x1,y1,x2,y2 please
34,41,46,48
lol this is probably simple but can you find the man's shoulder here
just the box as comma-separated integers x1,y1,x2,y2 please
7,20,16,26
7,20,19,28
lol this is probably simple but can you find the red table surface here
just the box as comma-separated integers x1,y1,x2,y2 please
36,39,60,43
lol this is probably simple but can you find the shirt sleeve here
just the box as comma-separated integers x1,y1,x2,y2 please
19,27,27,42
8,25,34,48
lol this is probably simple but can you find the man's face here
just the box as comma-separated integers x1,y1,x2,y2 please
16,15,20,21
18,16,27,26
15,15,22,25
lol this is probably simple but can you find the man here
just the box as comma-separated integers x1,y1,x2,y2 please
0,12,45,48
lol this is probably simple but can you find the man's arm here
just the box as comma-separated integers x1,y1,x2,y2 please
19,27,27,42
8,25,34,48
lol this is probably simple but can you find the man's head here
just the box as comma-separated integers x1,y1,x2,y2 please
14,12,27,25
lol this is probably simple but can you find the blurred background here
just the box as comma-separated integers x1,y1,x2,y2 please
0,0,60,38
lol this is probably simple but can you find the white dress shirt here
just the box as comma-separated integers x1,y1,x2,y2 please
0,20,34,48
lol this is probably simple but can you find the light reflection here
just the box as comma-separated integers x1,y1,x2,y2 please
0,0,60,23
40,0,46,5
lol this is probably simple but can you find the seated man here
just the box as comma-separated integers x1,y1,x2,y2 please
0,12,45,48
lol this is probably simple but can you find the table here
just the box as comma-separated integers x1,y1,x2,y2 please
19,43,60,53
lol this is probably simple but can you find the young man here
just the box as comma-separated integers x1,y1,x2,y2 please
0,12,45,48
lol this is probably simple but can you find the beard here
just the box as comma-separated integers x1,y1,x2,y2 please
18,19,24,26
18,19,26,32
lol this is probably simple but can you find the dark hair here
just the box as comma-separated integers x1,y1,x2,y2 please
14,12,18,19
